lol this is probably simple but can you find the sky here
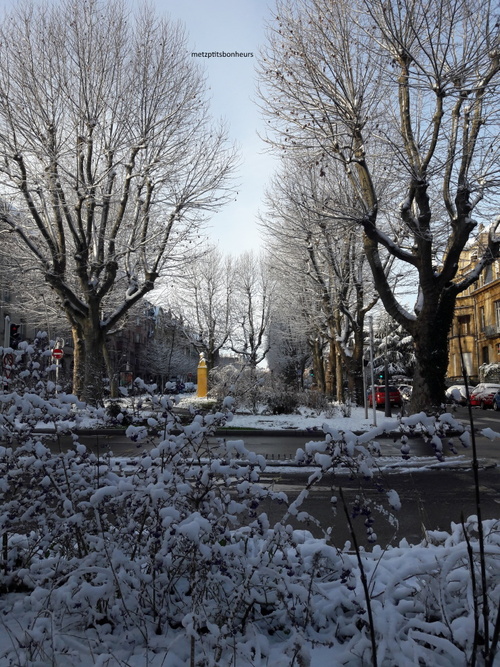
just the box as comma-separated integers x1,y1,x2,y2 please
157,0,278,255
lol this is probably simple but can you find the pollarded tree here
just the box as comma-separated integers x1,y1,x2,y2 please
0,0,236,403
266,277,314,391
259,0,500,411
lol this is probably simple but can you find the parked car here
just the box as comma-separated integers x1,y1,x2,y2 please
445,385,468,405
367,385,402,408
469,383,500,409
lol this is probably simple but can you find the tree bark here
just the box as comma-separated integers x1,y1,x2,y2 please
79,319,107,405
311,338,326,393
71,325,85,400
103,343,119,399
409,293,457,413
346,323,365,406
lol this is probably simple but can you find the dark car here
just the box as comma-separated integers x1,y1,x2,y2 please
367,385,402,408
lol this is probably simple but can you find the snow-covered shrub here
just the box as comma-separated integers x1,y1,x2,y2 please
0,382,337,664
296,388,331,413
0,333,56,395
209,363,269,412
1,371,499,666
266,389,300,414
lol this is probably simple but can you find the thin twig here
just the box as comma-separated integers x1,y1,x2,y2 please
458,334,490,658
339,486,378,667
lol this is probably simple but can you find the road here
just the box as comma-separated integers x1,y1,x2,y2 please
258,466,500,548
36,407,500,550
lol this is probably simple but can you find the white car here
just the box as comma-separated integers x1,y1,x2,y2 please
445,385,467,405
397,384,413,401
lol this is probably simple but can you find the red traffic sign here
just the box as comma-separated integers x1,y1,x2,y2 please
52,348,64,360
3,353,14,378
3,353,13,367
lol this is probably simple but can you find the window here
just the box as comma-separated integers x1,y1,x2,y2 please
484,264,493,284
482,346,490,364
495,300,500,332
458,315,471,336
480,306,486,331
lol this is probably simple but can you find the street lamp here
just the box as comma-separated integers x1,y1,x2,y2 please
368,316,377,426
385,329,391,417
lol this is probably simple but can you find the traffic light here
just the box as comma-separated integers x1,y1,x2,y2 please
378,371,385,381
9,323,20,348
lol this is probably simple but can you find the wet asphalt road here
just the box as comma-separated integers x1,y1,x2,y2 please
34,410,500,550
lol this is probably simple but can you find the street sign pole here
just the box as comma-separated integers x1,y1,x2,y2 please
3,315,10,349
52,339,65,395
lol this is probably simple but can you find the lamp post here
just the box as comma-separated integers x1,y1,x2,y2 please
368,316,377,426
3,315,10,348
385,329,392,417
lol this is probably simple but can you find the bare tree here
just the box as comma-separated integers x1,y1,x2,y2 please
0,0,236,402
262,158,380,402
166,246,236,371
266,275,315,390
259,0,500,411
231,252,274,368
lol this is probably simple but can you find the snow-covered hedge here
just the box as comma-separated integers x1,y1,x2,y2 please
0,366,499,665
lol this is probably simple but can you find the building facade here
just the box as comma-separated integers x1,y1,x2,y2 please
448,232,500,384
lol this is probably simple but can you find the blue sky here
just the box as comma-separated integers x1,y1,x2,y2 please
158,0,277,255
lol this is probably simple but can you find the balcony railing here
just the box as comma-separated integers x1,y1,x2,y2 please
483,324,500,338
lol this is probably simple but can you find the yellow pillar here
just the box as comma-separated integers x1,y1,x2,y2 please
196,355,208,398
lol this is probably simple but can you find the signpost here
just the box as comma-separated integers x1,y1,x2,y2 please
3,353,14,388
52,340,65,393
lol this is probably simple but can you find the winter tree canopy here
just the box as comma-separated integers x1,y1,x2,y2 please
0,0,236,402
259,0,500,410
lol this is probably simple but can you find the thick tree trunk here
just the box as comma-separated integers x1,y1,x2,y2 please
311,338,326,392
103,343,119,399
346,325,365,406
325,338,336,396
71,325,85,399
408,296,456,413
71,318,107,405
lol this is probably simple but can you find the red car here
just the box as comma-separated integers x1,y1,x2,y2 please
469,383,500,409
367,385,402,408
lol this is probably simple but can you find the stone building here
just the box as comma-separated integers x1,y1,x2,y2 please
448,230,500,384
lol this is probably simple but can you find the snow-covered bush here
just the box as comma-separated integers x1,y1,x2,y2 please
0,371,499,666
209,364,269,412
0,381,333,664
209,364,337,416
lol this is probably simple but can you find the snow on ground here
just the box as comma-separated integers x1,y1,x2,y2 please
176,397,396,433
228,405,395,432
